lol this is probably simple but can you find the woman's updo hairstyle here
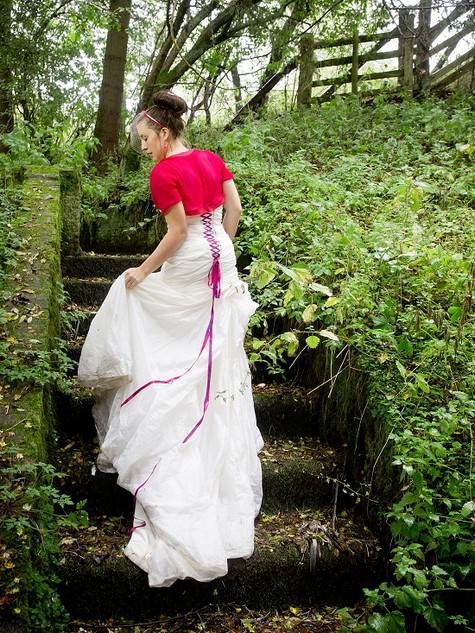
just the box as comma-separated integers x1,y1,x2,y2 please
146,90,188,138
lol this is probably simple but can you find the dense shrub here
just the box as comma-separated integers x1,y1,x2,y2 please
193,92,475,631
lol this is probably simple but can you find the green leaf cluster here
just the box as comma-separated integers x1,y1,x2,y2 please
215,92,475,629
0,431,88,631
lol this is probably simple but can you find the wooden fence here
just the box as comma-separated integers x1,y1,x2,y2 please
297,4,475,105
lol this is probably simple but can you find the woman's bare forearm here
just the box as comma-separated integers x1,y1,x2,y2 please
222,179,242,240
222,207,241,240
139,229,187,275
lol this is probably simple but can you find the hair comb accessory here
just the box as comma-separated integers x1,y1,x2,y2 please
142,111,165,127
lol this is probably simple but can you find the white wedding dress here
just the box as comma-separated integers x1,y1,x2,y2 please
77,207,264,587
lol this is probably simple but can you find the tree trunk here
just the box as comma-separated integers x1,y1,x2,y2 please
239,6,300,115
187,78,206,125
224,57,298,130
231,64,243,112
92,0,131,171
0,0,14,151
138,0,216,110
225,0,330,127
138,0,258,111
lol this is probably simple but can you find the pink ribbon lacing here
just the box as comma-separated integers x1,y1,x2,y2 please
123,211,221,535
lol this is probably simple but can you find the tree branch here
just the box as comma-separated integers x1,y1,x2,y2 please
34,0,78,38
139,0,216,108
161,0,222,73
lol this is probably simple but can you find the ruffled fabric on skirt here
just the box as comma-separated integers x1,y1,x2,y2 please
77,207,263,587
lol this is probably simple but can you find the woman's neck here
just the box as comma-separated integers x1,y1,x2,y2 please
166,141,189,157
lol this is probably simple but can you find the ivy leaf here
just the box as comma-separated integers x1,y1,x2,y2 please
423,605,448,632
255,268,276,289
324,296,339,308
319,329,339,342
275,262,302,284
305,335,319,349
280,331,299,356
284,281,303,306
461,501,475,517
395,360,406,378
431,565,448,576
310,282,332,296
252,338,265,350
302,303,317,323
386,612,406,633
447,305,461,324
249,261,276,289
415,374,430,394
368,612,387,632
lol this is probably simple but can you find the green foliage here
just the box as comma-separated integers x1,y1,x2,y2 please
0,187,23,289
66,92,474,629
0,121,99,177
81,160,152,227
0,337,76,391
0,157,86,630
213,92,475,630
4,1,108,132
0,430,88,631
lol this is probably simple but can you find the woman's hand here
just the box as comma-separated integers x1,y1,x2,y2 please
124,266,147,289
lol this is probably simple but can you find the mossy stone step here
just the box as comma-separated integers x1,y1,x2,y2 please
62,254,147,279
63,277,112,306
63,307,96,338
62,252,252,281
63,603,341,632
55,382,320,439
56,435,345,516
58,509,384,619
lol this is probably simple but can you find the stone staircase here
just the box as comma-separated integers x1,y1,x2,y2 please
55,253,385,624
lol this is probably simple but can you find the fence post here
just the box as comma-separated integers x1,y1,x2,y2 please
59,168,83,256
415,0,432,90
399,9,415,92
297,33,315,108
351,27,359,94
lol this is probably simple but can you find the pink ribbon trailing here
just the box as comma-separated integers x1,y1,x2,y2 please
124,212,221,535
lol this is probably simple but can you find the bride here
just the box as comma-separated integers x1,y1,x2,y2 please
77,90,263,588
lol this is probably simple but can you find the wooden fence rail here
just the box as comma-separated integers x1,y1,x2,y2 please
297,5,475,106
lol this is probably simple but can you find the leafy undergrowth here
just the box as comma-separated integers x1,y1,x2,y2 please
67,604,343,633
69,92,474,631
191,92,475,631
1,91,474,631
0,165,86,630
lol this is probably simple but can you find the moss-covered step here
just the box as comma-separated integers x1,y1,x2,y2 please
57,508,384,619
62,307,97,339
65,337,85,367
63,277,113,306
55,435,346,516
62,254,147,279
64,603,343,633
55,382,321,439
63,252,251,281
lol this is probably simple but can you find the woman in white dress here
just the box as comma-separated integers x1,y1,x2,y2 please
77,90,264,588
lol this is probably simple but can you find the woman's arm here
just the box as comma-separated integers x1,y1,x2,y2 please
222,179,242,240
124,202,187,288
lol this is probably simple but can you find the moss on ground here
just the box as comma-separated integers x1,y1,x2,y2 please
0,166,68,630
